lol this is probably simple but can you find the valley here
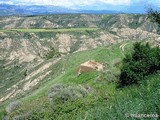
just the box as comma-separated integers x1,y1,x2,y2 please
0,14,160,119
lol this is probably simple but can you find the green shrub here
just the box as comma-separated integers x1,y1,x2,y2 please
6,101,22,114
119,42,160,86
12,112,32,120
87,72,160,119
45,47,61,59
108,30,117,35
48,84,92,103
96,70,118,83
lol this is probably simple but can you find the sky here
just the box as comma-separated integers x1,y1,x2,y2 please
0,0,159,10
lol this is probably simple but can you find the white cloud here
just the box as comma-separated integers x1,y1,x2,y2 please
0,1,13,4
5,0,94,6
99,0,131,5
1,0,160,8
1,0,131,7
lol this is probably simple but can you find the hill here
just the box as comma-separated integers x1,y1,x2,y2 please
0,14,160,102
0,41,159,119
0,14,158,30
0,14,160,119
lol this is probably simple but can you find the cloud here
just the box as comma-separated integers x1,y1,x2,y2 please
0,0,160,8
99,0,130,5
0,0,131,6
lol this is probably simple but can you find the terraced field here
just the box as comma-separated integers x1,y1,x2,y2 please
0,28,99,33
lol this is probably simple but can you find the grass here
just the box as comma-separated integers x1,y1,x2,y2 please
0,41,159,120
22,42,124,99
0,28,99,33
87,72,160,120
0,42,124,118
0,59,26,97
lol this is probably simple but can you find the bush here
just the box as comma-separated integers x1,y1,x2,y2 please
119,42,160,86
6,101,22,114
96,70,118,83
12,112,32,120
48,84,67,98
46,47,61,59
48,84,92,103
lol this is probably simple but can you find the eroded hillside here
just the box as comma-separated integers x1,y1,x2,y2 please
0,14,160,103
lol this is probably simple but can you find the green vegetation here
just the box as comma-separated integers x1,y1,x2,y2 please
147,8,160,33
87,72,160,119
0,28,98,33
1,41,159,119
128,14,144,29
0,59,26,96
35,32,56,39
147,8,160,25
45,47,61,59
101,15,118,28
69,40,82,53
108,30,117,35
0,14,160,119
120,42,160,86
0,43,123,119
0,14,158,34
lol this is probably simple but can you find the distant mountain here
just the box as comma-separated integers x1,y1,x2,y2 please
0,4,78,16
0,4,22,16
78,10,120,14
1,3,155,16
0,4,122,16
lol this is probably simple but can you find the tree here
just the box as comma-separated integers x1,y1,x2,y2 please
147,8,160,34
119,42,160,87
147,8,160,24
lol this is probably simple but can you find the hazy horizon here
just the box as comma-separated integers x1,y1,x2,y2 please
0,0,159,13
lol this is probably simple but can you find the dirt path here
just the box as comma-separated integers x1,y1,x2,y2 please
119,43,128,57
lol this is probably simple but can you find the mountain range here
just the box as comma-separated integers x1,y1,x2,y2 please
0,3,148,16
